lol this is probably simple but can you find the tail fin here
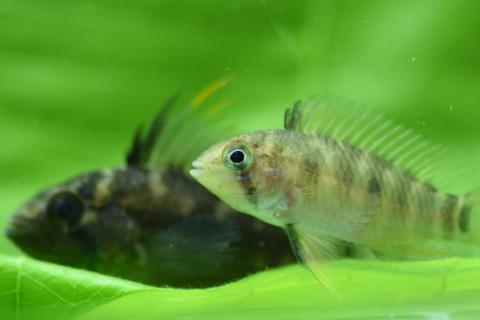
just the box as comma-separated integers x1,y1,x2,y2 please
465,189,480,237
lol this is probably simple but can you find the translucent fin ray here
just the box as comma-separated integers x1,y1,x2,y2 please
129,76,236,171
286,224,339,295
284,96,446,183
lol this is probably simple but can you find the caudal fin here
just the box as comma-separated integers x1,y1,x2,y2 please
464,189,480,237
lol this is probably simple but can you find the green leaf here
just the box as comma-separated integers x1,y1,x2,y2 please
76,258,480,319
3,254,480,319
0,254,149,320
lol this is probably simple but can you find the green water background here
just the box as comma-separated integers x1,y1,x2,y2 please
1,1,480,318
2,1,480,253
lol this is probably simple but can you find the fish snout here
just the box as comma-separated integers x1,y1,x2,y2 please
189,160,205,179
5,214,37,239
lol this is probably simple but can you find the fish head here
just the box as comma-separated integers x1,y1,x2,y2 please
6,172,101,266
190,130,287,227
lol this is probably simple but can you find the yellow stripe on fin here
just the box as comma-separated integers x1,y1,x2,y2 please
205,98,231,117
190,75,234,109
147,77,237,170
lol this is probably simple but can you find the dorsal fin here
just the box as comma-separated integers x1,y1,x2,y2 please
127,76,236,170
284,96,446,183
126,94,179,167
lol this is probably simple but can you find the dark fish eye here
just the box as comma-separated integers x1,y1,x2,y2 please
229,149,246,164
47,191,84,228
223,144,254,172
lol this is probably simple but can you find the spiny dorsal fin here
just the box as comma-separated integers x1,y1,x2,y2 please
284,100,303,130
284,96,446,183
126,94,179,167
128,76,236,171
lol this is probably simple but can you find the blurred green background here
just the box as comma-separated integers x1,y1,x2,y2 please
1,0,480,318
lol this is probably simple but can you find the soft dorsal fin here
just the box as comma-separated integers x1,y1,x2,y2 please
126,76,236,170
284,96,446,183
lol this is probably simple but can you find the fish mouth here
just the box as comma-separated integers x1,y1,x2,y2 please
5,214,36,239
189,160,204,178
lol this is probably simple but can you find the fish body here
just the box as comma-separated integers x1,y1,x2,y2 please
191,97,479,285
8,166,293,287
194,129,469,247
6,88,295,288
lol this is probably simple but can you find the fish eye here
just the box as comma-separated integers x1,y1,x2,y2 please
229,149,246,164
223,144,253,172
46,191,84,228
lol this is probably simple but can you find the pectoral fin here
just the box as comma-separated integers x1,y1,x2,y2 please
286,224,339,294
146,214,241,278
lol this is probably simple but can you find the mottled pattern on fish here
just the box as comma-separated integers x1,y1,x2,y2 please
232,129,470,248
6,87,297,288
9,166,295,287
191,97,480,287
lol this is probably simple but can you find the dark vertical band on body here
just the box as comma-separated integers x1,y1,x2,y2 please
238,171,259,206
458,204,471,233
77,172,103,199
442,195,458,233
368,176,381,197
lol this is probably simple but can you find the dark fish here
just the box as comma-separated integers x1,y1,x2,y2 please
6,83,295,288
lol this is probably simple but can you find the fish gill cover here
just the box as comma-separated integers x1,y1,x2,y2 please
0,1,480,319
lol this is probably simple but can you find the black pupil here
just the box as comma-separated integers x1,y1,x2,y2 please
47,192,84,225
229,149,245,164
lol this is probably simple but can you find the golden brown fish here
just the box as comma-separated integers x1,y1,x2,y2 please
190,97,480,287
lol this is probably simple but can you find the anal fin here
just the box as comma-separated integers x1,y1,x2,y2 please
376,240,480,259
